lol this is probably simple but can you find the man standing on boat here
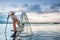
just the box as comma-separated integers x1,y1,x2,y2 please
7,11,24,37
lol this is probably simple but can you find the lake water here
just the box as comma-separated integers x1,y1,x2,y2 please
0,24,60,40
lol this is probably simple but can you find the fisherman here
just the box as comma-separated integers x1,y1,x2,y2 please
7,11,24,37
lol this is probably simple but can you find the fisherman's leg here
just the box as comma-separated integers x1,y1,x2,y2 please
13,23,16,31
17,21,23,28
17,21,24,34
11,23,17,37
17,20,21,27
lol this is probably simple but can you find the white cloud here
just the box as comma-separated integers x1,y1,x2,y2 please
26,12,60,22
0,6,22,14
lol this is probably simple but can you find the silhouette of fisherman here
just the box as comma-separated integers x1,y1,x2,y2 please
7,11,24,37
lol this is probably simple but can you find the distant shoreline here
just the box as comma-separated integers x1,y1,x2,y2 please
0,21,60,24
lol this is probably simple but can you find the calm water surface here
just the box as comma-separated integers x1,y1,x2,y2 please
0,24,60,40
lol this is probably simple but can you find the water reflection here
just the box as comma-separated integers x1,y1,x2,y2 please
11,35,33,40
21,35,32,40
0,24,60,40
32,31,60,40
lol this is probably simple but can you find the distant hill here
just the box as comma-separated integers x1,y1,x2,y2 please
0,21,60,24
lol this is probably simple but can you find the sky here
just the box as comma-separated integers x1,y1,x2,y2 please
0,0,60,13
0,0,60,23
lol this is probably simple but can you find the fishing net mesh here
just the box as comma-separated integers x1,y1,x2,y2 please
20,12,32,36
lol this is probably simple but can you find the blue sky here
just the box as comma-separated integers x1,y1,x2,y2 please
0,0,60,12
0,0,60,22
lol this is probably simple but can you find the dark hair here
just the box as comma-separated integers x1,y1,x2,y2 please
10,11,15,15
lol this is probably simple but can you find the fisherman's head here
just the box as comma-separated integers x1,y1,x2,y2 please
10,11,15,15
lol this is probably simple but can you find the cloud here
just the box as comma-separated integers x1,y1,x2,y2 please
51,3,60,9
0,5,21,13
23,4,28,7
10,4,18,8
27,5,42,13
50,3,60,12
10,4,42,13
